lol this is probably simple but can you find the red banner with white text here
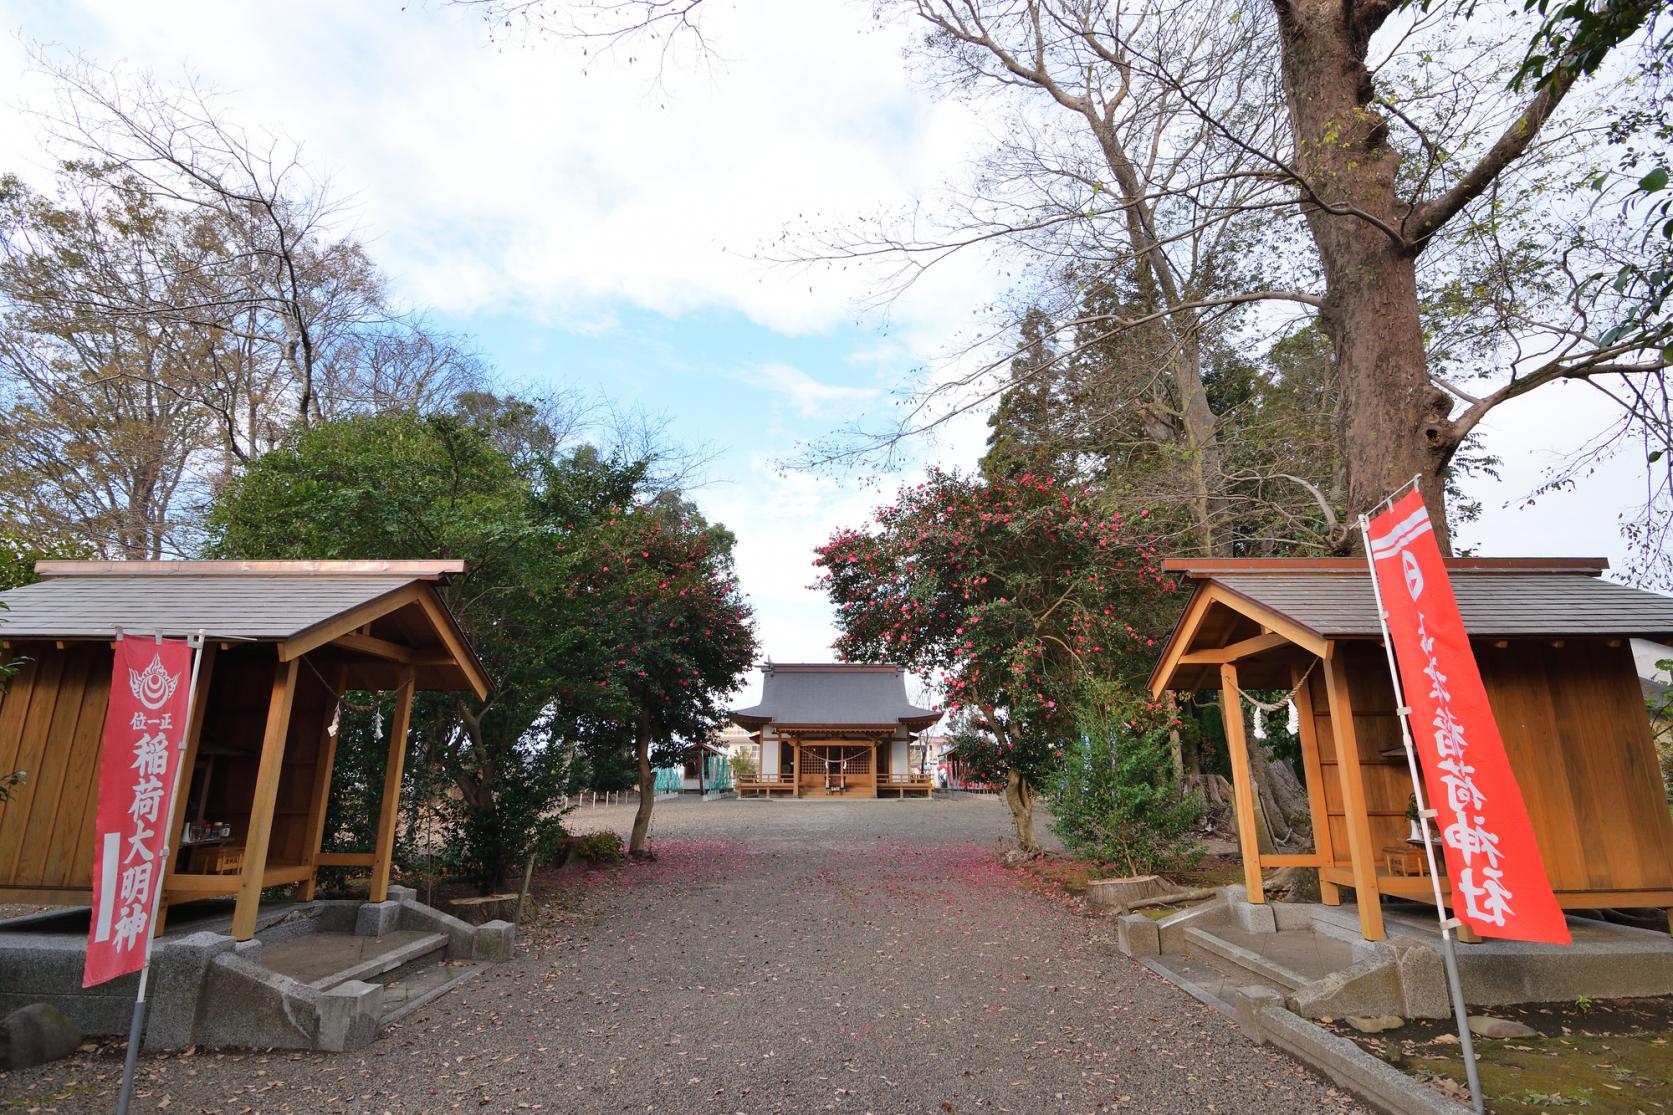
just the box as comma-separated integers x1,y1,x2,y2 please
1367,492,1569,943
83,638,194,987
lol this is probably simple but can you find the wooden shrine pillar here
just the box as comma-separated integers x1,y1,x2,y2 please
233,656,300,940
369,668,416,903
791,737,801,797
1291,662,1340,906
157,643,219,936
1323,649,1385,940
1219,664,1266,903
298,662,347,902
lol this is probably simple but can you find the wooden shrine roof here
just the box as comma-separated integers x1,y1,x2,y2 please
1151,557,1673,693
730,662,942,730
0,560,488,698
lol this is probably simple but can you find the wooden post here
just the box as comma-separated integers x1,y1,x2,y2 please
791,737,801,798
232,657,299,941
1219,664,1266,903
157,643,219,935
297,663,347,902
369,669,416,903
1291,662,1340,906
1323,651,1386,941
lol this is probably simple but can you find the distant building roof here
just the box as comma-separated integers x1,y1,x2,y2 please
0,560,487,698
730,663,942,731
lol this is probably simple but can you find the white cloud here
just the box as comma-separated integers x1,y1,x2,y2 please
733,362,879,417
0,0,992,338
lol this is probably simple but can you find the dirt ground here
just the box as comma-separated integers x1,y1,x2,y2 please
0,793,1366,1114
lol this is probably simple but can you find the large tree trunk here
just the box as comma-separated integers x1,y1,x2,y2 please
1003,767,1039,854
1273,0,1454,546
629,706,655,859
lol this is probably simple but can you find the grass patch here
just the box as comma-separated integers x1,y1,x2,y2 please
1409,1031,1672,1113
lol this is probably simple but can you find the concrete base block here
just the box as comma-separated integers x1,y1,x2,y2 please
1233,983,1284,1043
1288,950,1405,1019
1272,902,1317,931
0,929,236,1049
1454,934,1673,1007
195,952,317,1050
1117,914,1161,957
313,901,362,934
472,920,515,962
0,887,512,1053
356,901,401,939
144,932,239,1048
1232,900,1278,934
317,980,383,1053
1395,942,1452,1018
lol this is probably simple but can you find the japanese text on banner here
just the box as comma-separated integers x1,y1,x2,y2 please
84,638,193,987
1367,491,1569,944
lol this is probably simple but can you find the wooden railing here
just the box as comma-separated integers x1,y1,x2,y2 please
878,773,934,795
737,771,796,794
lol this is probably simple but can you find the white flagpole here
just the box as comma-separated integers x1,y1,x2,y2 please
1358,511,1485,1115
116,630,207,1115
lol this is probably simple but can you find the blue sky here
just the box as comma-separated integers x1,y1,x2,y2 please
0,0,1652,704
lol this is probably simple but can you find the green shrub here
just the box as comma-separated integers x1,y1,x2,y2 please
1048,714,1203,876
576,830,624,865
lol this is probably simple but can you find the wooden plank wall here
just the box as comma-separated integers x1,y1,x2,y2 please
1,642,354,894
1307,639,1673,895
1479,640,1673,893
1308,646,1410,868
0,643,113,893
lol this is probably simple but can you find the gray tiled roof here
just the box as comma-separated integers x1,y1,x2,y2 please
1215,572,1673,639
731,664,941,726
0,576,418,640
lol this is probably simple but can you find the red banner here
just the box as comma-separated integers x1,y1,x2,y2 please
84,638,195,987
1368,492,1569,944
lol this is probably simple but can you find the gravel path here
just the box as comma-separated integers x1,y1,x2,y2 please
0,794,1366,1113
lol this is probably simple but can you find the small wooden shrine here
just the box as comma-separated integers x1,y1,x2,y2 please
1149,558,1673,940
730,663,941,797
0,560,490,939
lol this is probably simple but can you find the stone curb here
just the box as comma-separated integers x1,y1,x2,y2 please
1233,985,1472,1115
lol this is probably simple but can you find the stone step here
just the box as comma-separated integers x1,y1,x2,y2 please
1138,953,1242,1017
1184,926,1312,991
258,930,449,992
357,934,451,992
379,959,490,1026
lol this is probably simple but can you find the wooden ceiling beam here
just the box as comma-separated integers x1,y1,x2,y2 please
1178,630,1293,665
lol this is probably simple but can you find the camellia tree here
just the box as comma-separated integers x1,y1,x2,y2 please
815,469,1178,851
559,495,757,857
